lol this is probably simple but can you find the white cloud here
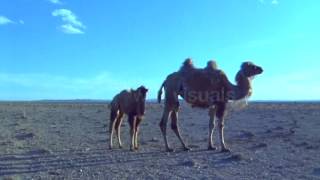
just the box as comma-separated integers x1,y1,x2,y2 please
0,16,14,25
60,24,84,34
49,0,62,4
52,9,84,28
52,9,85,34
0,16,25,25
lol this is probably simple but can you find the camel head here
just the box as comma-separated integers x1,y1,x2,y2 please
230,62,263,101
136,85,148,98
133,85,148,116
240,62,263,77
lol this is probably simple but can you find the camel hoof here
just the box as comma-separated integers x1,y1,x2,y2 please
208,146,217,151
119,145,123,149
183,147,191,151
220,148,231,153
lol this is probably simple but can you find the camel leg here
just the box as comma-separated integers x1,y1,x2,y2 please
216,103,230,152
171,110,190,151
128,115,136,151
208,107,217,150
134,117,143,150
159,107,173,152
115,112,124,148
109,109,118,149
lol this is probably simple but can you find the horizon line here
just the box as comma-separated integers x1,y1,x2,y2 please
0,99,319,103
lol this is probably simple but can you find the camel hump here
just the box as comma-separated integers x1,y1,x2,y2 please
179,58,196,74
205,60,218,70
182,69,224,91
182,58,194,68
176,58,229,91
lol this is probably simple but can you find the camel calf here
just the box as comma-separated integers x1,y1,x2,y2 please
109,86,148,151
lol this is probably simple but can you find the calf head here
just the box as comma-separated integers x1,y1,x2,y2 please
133,85,148,116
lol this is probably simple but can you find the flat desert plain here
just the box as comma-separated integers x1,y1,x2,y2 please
0,101,320,179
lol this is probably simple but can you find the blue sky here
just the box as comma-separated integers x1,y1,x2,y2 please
0,0,319,100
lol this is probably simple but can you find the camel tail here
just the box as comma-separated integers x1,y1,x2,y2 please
157,81,165,103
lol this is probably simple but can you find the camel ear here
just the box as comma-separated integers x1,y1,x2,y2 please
137,86,148,98
241,62,252,76
241,62,250,70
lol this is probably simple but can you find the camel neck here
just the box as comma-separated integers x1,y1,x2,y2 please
232,70,252,100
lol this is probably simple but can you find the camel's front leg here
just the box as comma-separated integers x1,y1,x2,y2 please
128,115,136,151
216,103,230,152
217,118,230,152
171,110,190,151
208,107,217,150
134,127,139,150
159,108,173,152
134,117,143,150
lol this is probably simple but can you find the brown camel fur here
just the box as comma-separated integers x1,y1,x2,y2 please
157,59,263,152
109,86,148,151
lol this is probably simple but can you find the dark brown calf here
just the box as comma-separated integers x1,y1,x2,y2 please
109,86,148,151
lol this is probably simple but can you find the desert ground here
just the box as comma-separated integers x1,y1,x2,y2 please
0,101,320,179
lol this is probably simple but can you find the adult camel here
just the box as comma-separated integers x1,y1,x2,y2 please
157,59,263,152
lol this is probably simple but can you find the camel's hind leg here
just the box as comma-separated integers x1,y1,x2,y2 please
208,106,217,150
159,106,173,152
115,112,124,148
216,103,230,152
134,117,143,150
109,109,118,149
171,110,190,151
128,114,137,151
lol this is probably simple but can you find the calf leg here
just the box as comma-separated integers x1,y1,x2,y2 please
128,115,136,151
216,103,230,152
109,109,118,149
134,117,143,150
208,107,217,150
171,110,190,151
159,107,172,152
115,112,124,148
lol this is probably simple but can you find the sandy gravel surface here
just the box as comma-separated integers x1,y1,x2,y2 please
0,102,320,179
